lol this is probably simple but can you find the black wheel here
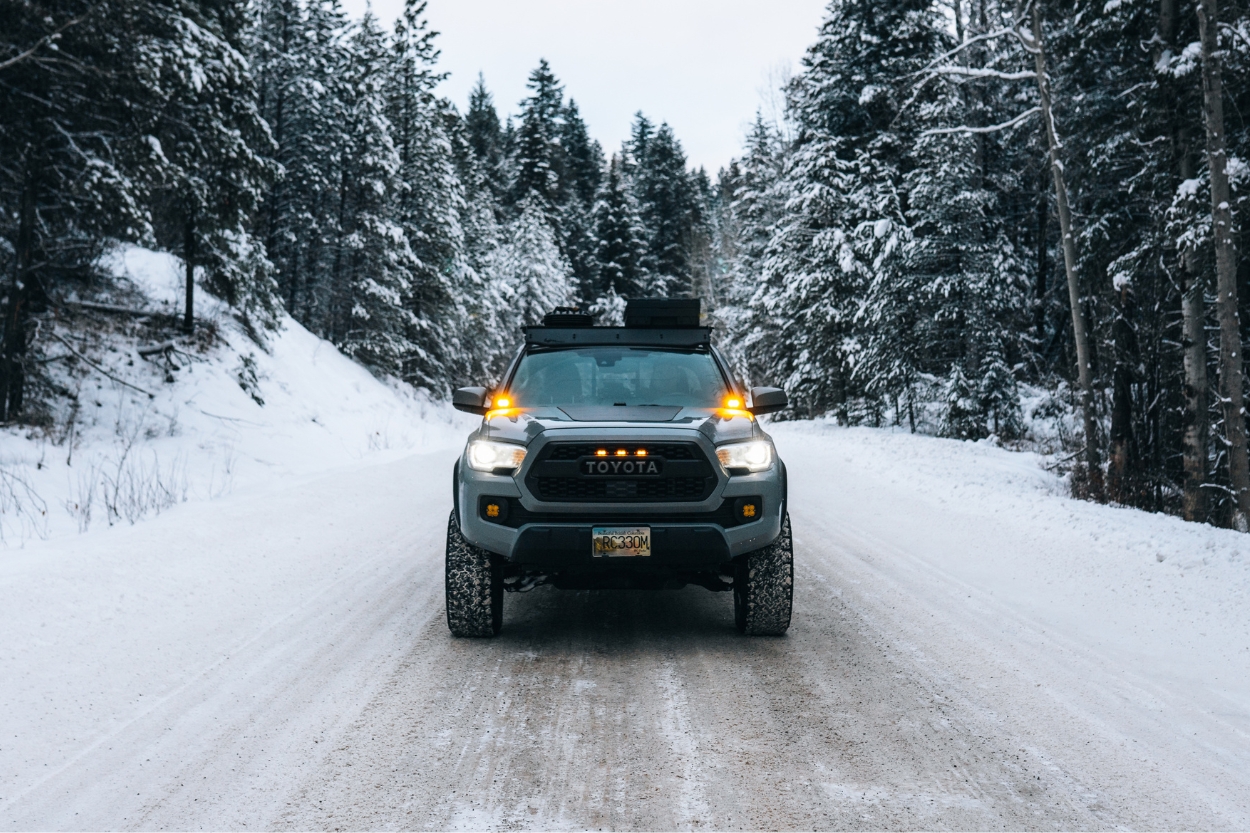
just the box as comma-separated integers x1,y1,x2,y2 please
445,509,502,637
733,513,793,635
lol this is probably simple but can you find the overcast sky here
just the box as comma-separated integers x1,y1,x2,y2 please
337,0,829,173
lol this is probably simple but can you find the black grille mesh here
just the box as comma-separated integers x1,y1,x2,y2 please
532,476,710,501
529,441,713,502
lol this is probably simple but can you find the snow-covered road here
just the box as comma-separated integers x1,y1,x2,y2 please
3,424,1249,829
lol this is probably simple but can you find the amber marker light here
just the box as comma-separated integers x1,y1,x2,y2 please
493,395,512,408
596,449,608,457
616,449,628,457
636,449,647,457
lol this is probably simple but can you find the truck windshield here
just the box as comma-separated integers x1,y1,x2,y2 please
509,347,729,408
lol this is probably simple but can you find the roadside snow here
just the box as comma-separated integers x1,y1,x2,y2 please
0,244,474,543
770,419,1250,686
771,419,1250,822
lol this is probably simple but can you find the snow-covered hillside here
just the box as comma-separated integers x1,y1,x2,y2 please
0,245,474,543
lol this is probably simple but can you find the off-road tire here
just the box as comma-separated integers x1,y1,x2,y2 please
445,509,502,637
734,513,793,635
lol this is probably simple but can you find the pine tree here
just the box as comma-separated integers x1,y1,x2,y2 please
592,155,650,299
251,0,352,328
0,0,278,418
940,366,982,439
557,99,604,302
490,197,574,331
632,122,700,296
750,0,941,419
511,59,563,209
149,0,280,332
387,0,473,388
332,12,416,376
465,73,504,191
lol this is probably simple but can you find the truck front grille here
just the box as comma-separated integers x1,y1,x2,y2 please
526,441,717,503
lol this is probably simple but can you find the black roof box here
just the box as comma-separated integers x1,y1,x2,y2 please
625,298,701,328
542,306,595,327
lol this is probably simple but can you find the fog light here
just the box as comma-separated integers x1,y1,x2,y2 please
733,497,763,523
479,496,509,523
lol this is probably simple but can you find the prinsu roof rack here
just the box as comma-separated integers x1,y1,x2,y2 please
524,298,710,347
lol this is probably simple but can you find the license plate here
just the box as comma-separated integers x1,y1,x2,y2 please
592,526,651,557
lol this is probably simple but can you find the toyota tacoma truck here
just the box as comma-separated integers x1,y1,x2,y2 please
446,298,792,637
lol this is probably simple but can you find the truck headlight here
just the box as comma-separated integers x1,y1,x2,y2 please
716,440,773,474
467,440,527,473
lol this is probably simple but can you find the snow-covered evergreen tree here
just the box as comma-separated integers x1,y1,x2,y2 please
332,12,416,376
490,197,574,331
592,155,650,299
251,0,353,327
150,0,280,329
464,73,506,200
511,59,564,210
631,120,700,296
386,0,473,388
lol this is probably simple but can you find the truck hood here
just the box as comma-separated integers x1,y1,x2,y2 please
475,405,762,446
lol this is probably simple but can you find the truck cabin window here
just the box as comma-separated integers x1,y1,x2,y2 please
509,347,728,408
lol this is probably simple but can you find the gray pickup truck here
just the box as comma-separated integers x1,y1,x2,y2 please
446,299,792,637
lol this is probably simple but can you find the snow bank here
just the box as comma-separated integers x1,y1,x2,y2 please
770,419,1250,740
0,245,475,543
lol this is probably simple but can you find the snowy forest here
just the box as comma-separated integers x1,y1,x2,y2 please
5,0,1250,532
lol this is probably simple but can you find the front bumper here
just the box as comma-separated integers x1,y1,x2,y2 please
457,429,785,569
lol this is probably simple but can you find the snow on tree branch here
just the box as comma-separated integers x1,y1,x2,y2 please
920,107,1041,137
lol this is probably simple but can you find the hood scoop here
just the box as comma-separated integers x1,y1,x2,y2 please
558,405,682,422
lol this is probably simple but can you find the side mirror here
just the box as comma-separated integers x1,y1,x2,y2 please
748,386,787,416
453,386,489,415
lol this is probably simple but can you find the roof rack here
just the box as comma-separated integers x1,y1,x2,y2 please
524,298,709,346
523,325,712,347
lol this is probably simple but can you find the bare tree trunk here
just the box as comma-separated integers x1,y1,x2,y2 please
1035,163,1049,345
1,161,36,422
1108,285,1138,503
1180,147,1211,522
1182,268,1210,519
1029,4,1103,499
1196,0,1250,531
1160,0,1211,522
183,214,195,335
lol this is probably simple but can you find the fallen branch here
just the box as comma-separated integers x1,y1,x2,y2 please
48,332,155,398
69,300,163,318
137,340,177,357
